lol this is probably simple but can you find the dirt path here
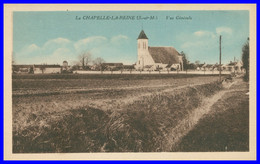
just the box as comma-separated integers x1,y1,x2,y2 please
165,90,228,151
169,77,249,151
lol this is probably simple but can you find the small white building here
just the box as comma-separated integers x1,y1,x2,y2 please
33,65,61,74
62,61,69,71
135,30,183,71
223,61,243,72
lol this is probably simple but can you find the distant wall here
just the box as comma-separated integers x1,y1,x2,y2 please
34,67,61,74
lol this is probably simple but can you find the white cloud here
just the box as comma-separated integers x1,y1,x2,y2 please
41,48,74,64
193,31,216,38
51,37,70,44
111,35,128,44
193,27,232,39
181,31,215,49
74,36,107,52
177,26,242,64
216,27,233,35
54,38,71,44
27,44,40,52
182,28,232,50
15,35,135,65
52,48,72,57
43,37,71,48
17,44,41,58
181,41,203,49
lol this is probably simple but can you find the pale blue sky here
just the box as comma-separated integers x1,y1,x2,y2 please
13,10,249,65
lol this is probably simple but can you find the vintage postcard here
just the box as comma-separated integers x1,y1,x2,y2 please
4,4,256,160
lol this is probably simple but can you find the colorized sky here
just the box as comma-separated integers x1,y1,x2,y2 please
13,10,249,65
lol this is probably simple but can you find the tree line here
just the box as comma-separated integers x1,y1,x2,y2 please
242,37,249,81
72,51,106,71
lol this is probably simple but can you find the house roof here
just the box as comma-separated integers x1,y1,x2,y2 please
13,64,62,68
34,64,61,68
13,65,32,68
123,65,135,69
227,62,237,66
102,63,123,66
137,30,148,39
148,46,181,64
205,64,213,68
144,65,153,68
197,64,205,67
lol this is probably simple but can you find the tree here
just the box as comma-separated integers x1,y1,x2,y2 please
39,65,46,74
180,51,189,71
188,63,197,70
92,57,105,71
195,60,200,65
71,61,81,71
12,65,19,74
12,51,16,65
12,51,17,73
29,66,34,74
242,38,249,81
78,51,92,70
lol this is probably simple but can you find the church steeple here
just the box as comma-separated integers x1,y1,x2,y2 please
137,30,149,70
138,30,148,39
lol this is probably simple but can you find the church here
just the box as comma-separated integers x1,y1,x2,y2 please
135,30,183,71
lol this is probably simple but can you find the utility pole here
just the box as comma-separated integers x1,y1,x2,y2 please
219,35,222,82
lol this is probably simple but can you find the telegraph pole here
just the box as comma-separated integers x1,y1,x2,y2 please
219,35,222,82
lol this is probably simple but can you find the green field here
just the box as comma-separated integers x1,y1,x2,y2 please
12,73,249,153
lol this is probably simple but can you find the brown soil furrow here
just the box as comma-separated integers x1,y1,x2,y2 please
12,76,219,96
168,90,228,151
165,80,240,151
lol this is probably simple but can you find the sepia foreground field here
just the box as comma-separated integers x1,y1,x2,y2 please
12,73,248,153
175,78,249,152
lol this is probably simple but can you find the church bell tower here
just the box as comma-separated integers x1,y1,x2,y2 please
137,30,148,70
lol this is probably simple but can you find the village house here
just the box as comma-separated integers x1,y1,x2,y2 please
222,61,243,72
122,65,135,71
33,64,61,74
197,63,223,71
102,63,124,71
12,65,33,74
13,64,61,74
197,61,244,72
62,61,69,71
61,61,73,73
135,30,183,71
196,63,205,71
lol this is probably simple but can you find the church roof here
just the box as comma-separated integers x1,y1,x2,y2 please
148,46,181,64
137,30,148,39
